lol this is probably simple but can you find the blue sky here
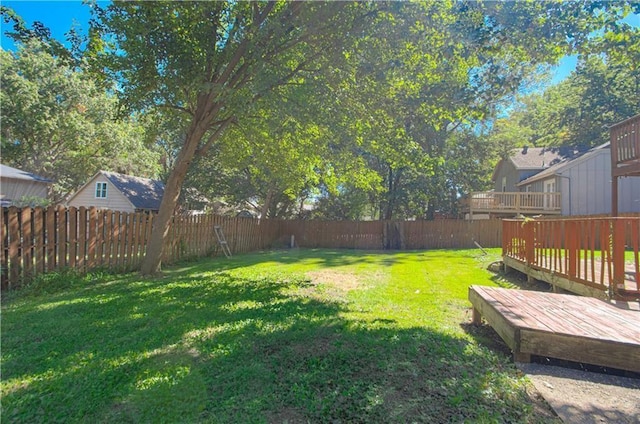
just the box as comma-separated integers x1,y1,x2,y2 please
1,1,638,85
1,1,96,50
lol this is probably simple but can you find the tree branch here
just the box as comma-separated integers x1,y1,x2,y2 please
157,103,194,116
195,117,234,158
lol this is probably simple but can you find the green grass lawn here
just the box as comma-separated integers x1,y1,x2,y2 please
1,248,557,423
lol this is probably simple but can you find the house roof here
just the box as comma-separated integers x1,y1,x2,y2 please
67,171,165,211
101,171,165,210
517,143,609,186
509,147,568,170
492,146,573,182
0,164,52,183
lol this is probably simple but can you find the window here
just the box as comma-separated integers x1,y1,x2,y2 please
501,177,507,192
95,182,107,198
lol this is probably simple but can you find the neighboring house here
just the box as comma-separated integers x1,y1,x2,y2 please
491,146,570,193
0,164,52,207
66,171,165,213
517,143,640,216
465,147,571,219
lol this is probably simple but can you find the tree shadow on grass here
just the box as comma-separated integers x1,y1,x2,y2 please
488,266,554,293
3,263,547,424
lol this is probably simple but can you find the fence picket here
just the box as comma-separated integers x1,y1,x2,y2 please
21,208,33,280
118,212,127,270
57,206,67,269
88,208,97,269
69,207,77,269
45,206,56,271
8,207,20,285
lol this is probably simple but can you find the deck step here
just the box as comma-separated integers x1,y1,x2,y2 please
469,285,640,373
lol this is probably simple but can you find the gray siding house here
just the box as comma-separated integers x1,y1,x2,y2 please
517,143,640,215
66,171,165,213
492,146,569,192
0,164,52,206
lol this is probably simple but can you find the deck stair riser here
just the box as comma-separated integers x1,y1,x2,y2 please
469,285,640,373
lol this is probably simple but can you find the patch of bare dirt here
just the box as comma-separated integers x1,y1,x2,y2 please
306,270,363,291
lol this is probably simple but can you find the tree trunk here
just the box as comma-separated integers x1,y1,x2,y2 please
384,166,394,220
260,187,274,220
140,122,208,275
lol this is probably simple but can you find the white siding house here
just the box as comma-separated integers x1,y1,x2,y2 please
67,171,164,213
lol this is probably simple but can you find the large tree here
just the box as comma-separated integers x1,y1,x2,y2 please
320,1,635,219
93,1,375,274
92,1,639,273
489,54,640,153
0,39,160,199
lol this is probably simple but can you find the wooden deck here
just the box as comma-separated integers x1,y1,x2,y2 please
469,285,640,373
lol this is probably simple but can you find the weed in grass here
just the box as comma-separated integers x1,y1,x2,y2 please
1,249,559,423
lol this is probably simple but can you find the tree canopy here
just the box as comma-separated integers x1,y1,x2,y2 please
0,39,160,200
2,1,639,273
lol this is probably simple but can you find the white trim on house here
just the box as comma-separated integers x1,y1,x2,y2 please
95,182,108,199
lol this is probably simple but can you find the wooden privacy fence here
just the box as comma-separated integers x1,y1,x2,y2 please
279,219,503,250
1,206,279,289
1,206,502,288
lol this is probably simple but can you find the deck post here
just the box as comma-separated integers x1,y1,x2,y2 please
513,351,531,363
612,219,625,298
471,308,482,325
612,176,619,217
610,125,619,217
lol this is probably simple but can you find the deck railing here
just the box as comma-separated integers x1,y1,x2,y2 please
611,114,640,170
467,191,561,216
502,217,640,298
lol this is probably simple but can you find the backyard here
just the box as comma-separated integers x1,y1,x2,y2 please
1,248,558,423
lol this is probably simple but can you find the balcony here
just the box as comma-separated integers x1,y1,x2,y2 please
611,113,640,178
464,191,561,218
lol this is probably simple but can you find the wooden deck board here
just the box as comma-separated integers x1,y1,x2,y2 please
485,287,613,339
469,285,640,373
560,296,640,340
532,293,633,341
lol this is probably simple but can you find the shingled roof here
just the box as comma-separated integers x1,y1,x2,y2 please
509,146,568,170
517,143,609,186
100,171,165,211
1,164,52,183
